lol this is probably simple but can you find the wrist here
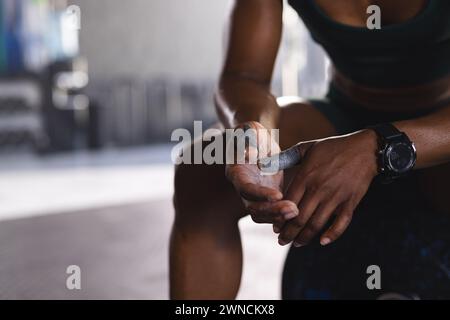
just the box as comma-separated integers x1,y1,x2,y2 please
356,129,379,178
233,100,280,130
233,114,278,131
234,121,265,130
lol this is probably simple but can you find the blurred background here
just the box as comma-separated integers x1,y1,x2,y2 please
0,0,329,299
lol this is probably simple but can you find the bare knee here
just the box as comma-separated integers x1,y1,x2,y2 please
173,160,244,231
173,162,213,216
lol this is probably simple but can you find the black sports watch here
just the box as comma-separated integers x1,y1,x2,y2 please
369,123,417,183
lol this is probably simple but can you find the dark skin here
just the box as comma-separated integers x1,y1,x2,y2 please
170,0,450,299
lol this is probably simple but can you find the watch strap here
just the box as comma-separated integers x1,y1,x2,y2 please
369,123,403,142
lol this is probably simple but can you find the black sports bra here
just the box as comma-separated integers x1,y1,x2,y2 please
288,0,450,88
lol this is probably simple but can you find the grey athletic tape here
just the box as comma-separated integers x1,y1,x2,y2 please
258,144,302,173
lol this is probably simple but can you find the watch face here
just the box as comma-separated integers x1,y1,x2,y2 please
386,142,416,173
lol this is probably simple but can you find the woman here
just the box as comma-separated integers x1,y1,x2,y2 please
170,0,450,299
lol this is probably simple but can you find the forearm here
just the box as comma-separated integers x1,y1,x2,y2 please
214,74,280,130
260,104,450,174
215,0,283,130
395,104,450,169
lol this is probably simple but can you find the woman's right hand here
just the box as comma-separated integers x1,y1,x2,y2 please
225,121,298,224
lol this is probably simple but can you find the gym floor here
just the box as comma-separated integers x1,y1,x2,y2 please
0,146,287,299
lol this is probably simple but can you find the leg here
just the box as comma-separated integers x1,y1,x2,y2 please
417,162,450,215
170,148,245,299
170,99,337,299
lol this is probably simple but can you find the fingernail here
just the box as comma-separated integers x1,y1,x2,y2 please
320,238,331,246
283,211,298,220
293,242,303,248
269,194,282,202
273,226,280,233
278,238,288,246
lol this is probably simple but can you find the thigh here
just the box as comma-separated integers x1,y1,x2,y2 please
282,174,450,300
277,97,337,150
417,163,450,215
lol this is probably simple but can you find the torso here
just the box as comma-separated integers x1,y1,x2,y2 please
331,68,450,113
314,0,428,28
293,0,450,113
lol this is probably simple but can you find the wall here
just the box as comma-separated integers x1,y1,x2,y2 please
69,0,232,81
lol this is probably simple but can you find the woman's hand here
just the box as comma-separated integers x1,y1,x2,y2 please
277,130,379,247
225,121,298,224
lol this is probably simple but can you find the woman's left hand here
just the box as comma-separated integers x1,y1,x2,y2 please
277,129,379,247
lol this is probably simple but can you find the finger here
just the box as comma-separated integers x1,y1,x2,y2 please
248,200,298,223
248,205,287,224
256,214,285,227
259,144,302,172
268,128,281,156
273,220,285,234
245,145,259,163
293,200,338,247
272,201,297,233
284,169,306,205
278,191,319,246
320,202,354,246
237,182,282,202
